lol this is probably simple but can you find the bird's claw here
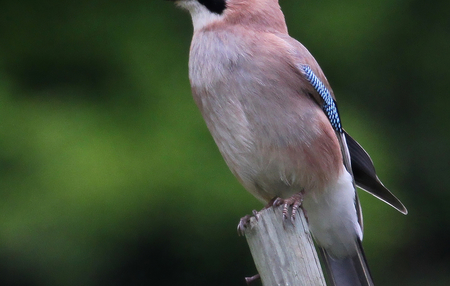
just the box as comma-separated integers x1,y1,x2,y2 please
273,192,304,223
237,210,259,236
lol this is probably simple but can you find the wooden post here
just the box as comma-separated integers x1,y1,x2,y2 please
243,207,326,286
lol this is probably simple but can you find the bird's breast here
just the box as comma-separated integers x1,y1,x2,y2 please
189,30,343,202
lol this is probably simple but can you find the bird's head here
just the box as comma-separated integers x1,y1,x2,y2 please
171,0,287,33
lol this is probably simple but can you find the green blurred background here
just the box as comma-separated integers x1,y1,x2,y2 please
0,0,448,285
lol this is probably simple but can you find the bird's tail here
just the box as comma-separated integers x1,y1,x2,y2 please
319,239,374,286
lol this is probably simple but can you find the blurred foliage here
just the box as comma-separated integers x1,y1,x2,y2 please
0,0,448,285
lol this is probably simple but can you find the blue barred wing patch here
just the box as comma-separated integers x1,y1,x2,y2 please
302,65,343,133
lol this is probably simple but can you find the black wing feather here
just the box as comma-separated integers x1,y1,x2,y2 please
345,131,407,214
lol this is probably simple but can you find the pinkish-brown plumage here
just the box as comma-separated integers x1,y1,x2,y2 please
189,16,343,202
175,0,406,284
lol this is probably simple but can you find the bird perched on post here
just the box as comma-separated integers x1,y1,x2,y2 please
172,0,407,285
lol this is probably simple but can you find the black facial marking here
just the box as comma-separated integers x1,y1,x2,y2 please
198,0,226,14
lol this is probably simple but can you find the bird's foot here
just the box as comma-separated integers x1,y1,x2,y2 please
237,209,259,236
245,274,261,285
273,192,304,222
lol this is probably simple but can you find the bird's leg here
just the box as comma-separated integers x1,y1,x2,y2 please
237,209,259,236
273,191,304,222
245,274,261,285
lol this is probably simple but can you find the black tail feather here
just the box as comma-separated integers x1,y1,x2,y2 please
319,240,373,286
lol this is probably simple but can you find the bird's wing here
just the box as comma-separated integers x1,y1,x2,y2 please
300,64,407,214
278,34,407,214
299,63,366,229
344,132,408,214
